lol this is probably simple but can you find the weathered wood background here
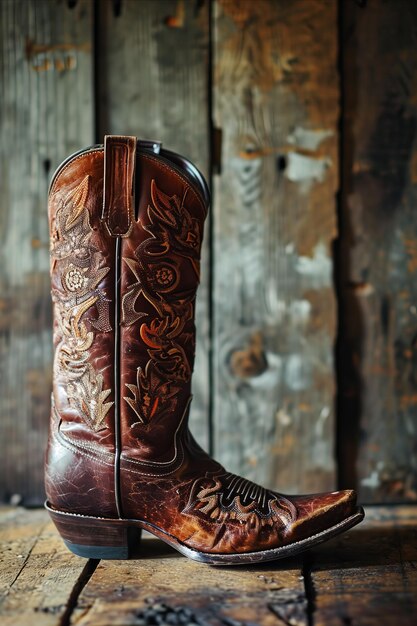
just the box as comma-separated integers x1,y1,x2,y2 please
0,0,416,505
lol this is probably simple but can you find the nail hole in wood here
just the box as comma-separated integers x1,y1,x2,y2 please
43,159,51,175
113,0,122,18
277,155,287,172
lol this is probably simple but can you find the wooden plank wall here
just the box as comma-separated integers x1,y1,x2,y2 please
338,0,417,503
0,0,416,506
0,0,94,505
213,0,338,493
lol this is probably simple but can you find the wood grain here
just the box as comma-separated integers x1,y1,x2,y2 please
0,0,94,505
310,506,417,626
0,507,92,626
212,0,339,493
96,0,211,449
1,505,416,625
70,537,307,626
338,0,417,502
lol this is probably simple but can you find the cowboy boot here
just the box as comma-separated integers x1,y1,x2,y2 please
45,135,364,564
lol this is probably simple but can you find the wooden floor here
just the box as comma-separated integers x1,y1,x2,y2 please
0,505,416,626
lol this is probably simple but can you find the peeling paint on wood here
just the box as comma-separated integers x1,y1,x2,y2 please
25,39,90,72
285,153,332,190
213,0,338,493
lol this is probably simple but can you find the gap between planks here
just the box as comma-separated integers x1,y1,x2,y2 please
1,506,417,625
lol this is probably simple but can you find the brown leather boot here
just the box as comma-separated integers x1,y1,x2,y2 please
45,135,364,564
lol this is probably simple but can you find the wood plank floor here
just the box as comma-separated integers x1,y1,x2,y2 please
0,505,416,625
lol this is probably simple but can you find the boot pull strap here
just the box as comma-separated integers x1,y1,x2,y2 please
102,135,137,237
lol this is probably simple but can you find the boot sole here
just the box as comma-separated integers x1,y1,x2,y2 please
45,501,364,565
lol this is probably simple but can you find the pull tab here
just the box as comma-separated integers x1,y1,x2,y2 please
102,135,137,237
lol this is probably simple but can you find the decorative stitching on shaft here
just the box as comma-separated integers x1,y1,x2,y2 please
51,175,114,432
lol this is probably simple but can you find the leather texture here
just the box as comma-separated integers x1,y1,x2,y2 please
102,135,137,237
45,137,359,556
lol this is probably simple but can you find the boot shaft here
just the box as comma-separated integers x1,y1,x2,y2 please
47,137,209,514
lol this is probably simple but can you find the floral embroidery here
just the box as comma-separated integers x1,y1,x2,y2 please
51,176,113,431
124,361,179,426
123,180,198,425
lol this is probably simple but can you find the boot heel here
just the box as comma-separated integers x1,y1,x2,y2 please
45,502,141,560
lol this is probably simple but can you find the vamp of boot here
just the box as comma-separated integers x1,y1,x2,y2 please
45,136,364,564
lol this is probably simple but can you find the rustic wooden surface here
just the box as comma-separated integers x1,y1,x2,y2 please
1,505,416,625
337,0,417,502
311,506,417,625
0,507,91,626
96,0,212,450
70,544,306,626
212,0,339,493
0,0,94,505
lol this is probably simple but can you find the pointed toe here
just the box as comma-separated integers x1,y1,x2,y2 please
283,488,360,543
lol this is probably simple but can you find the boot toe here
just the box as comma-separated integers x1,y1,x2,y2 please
282,488,358,543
